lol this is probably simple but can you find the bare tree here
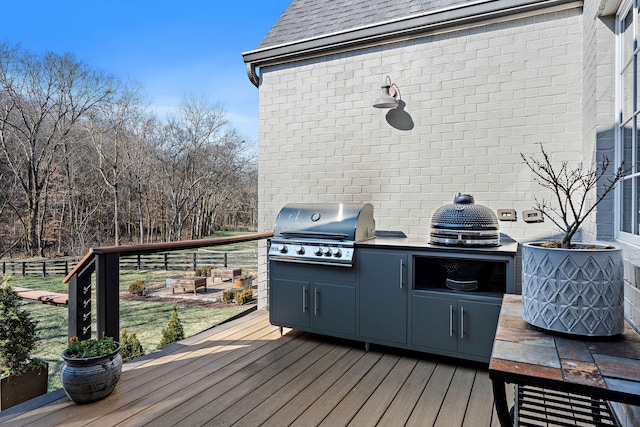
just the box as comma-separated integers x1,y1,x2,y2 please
0,44,116,256
84,82,149,246
0,45,259,257
159,95,228,240
521,144,625,248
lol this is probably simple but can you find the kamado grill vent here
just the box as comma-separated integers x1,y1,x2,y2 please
430,194,499,247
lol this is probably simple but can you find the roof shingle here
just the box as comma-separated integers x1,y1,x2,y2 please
258,0,472,49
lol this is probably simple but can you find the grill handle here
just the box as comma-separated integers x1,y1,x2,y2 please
399,259,404,289
460,306,465,339
314,289,319,314
280,231,349,240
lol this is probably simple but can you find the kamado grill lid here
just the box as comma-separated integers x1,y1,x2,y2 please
430,194,499,247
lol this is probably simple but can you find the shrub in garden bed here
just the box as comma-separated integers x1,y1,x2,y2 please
128,280,146,296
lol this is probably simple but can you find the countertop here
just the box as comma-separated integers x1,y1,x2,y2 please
356,232,519,255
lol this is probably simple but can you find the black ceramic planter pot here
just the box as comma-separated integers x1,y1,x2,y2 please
61,342,122,404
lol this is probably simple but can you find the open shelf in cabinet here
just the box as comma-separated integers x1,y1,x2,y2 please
414,255,508,295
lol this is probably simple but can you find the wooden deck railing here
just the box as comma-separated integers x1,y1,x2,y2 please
62,232,273,341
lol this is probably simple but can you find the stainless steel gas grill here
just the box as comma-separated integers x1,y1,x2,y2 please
268,203,376,267
268,203,376,339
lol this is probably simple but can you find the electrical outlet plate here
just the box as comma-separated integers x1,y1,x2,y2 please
497,209,517,221
523,210,543,223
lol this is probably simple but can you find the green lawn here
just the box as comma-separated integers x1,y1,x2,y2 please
11,271,249,392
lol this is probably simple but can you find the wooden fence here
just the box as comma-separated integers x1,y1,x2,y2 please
1,259,80,277
119,250,258,272
2,249,258,277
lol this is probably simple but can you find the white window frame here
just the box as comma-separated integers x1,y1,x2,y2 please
616,0,640,245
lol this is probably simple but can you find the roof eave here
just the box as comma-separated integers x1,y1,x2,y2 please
242,0,583,87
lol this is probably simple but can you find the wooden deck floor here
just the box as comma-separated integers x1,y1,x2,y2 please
0,310,510,427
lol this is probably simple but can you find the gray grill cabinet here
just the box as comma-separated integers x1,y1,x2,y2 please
269,236,518,363
269,262,357,338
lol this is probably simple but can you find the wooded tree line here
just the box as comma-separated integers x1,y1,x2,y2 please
0,43,257,258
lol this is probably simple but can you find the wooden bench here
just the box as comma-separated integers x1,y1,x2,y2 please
170,276,207,295
12,286,68,306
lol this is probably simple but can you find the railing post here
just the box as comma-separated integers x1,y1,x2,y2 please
137,254,142,270
224,253,228,268
164,253,168,270
95,252,120,340
193,253,197,271
68,263,94,341
22,262,26,276
42,261,46,277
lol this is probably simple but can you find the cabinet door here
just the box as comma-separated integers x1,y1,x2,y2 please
359,250,408,344
457,299,501,358
313,282,356,336
269,277,310,329
411,294,457,352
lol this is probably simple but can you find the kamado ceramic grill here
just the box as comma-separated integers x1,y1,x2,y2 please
430,193,500,247
430,194,500,291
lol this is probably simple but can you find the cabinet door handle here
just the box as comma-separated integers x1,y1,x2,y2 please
460,306,465,339
314,289,319,314
302,286,307,313
449,305,453,337
399,259,404,289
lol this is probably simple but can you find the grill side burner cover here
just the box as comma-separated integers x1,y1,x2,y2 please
430,194,499,247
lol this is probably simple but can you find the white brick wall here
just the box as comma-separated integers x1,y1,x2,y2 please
258,7,584,253
258,10,586,311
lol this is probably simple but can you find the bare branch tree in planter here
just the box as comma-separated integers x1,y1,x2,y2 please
520,144,627,337
521,144,625,248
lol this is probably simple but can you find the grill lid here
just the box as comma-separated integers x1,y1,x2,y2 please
430,194,499,246
273,203,376,242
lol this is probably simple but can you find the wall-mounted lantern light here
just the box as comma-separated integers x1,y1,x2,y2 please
373,76,400,109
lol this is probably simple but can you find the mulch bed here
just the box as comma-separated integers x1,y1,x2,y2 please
120,292,255,310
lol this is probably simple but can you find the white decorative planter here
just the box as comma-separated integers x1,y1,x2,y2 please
521,242,624,337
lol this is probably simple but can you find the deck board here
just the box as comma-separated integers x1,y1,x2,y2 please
463,369,496,427
406,363,457,426
434,366,476,427
377,358,438,426
347,356,419,427
319,353,401,426
0,310,506,427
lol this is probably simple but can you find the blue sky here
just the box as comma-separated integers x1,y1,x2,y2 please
0,1,291,144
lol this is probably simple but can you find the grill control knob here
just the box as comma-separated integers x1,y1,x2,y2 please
278,245,288,254
296,246,305,255
314,247,324,256
333,249,342,258
324,247,333,256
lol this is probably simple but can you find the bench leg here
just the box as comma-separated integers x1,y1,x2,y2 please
492,380,513,427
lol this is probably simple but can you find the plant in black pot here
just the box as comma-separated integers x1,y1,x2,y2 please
61,335,122,404
520,144,626,337
0,276,48,410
